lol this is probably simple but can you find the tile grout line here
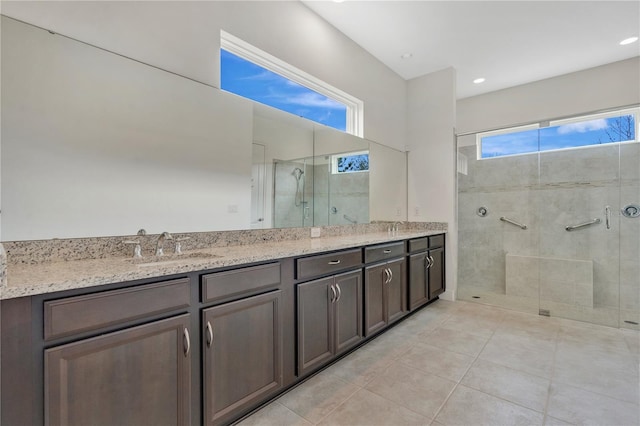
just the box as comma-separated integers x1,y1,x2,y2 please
429,309,504,423
541,325,561,425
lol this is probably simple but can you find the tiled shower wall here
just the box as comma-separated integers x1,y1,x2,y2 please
273,161,311,228
458,142,639,328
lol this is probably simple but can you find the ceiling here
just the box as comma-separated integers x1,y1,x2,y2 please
303,1,640,99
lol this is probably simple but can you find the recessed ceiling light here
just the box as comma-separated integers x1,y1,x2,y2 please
400,53,413,59
473,78,486,84
620,36,639,45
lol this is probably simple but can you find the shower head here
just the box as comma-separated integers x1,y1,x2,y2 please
292,167,304,180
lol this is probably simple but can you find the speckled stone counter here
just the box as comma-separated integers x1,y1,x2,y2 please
0,227,446,299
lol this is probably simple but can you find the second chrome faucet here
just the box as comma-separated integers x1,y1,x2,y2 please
155,231,173,256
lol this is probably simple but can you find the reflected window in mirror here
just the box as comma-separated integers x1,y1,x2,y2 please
332,151,370,174
220,30,364,136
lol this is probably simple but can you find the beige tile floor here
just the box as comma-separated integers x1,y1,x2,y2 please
239,300,640,426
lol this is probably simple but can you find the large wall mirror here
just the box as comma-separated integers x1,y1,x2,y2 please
1,16,407,241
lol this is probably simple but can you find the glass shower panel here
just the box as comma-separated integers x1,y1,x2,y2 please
536,136,622,327
619,142,640,330
456,133,540,313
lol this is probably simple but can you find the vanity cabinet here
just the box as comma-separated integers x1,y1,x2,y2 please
408,234,445,310
200,262,283,425
45,315,192,426
43,278,193,426
202,290,282,426
297,270,363,377
1,233,446,426
364,248,407,336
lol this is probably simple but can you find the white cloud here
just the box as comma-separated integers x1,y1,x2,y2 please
557,119,608,134
279,92,344,110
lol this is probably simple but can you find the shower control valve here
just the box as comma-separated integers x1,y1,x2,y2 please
621,204,640,218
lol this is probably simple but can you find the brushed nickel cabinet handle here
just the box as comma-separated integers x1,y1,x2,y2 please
389,268,393,283
206,321,213,347
328,260,341,265
330,284,337,303
183,328,191,356
383,249,392,254
429,256,435,267
383,268,390,284
335,284,342,302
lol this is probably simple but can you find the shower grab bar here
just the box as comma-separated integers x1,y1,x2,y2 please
500,216,527,230
565,218,601,232
343,214,357,224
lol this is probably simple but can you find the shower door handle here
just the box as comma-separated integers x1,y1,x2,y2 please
605,206,611,230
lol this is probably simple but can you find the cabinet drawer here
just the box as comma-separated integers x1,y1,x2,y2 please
44,278,191,341
408,237,429,253
202,262,280,304
364,242,405,264
409,234,445,253
429,234,445,248
296,249,362,280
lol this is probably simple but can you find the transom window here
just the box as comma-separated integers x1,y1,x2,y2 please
478,107,639,159
220,31,363,136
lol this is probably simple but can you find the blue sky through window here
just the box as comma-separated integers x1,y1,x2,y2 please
220,49,347,131
480,115,636,158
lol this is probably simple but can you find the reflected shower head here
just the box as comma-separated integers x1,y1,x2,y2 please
292,167,304,180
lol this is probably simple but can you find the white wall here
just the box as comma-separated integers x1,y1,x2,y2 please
369,142,407,222
2,17,253,240
1,1,407,152
407,68,457,300
457,57,640,134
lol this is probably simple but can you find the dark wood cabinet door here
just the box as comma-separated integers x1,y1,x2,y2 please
428,247,445,299
409,252,428,310
365,263,387,336
203,291,282,426
386,257,407,324
45,314,191,426
297,277,334,376
334,270,363,355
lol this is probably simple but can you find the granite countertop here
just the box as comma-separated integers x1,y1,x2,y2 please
1,230,445,300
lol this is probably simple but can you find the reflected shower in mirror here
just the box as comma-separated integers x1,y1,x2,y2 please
273,159,313,228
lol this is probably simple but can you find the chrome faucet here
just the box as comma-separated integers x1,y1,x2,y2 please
155,231,173,256
392,221,404,236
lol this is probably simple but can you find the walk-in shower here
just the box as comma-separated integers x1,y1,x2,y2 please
457,108,640,329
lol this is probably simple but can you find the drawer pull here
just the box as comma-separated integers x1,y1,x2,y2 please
328,260,341,265
183,328,191,356
206,321,213,347
383,249,392,254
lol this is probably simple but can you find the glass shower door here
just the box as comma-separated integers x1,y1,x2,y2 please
536,142,622,327
618,142,640,330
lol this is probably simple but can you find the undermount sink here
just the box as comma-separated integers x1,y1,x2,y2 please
125,252,220,267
